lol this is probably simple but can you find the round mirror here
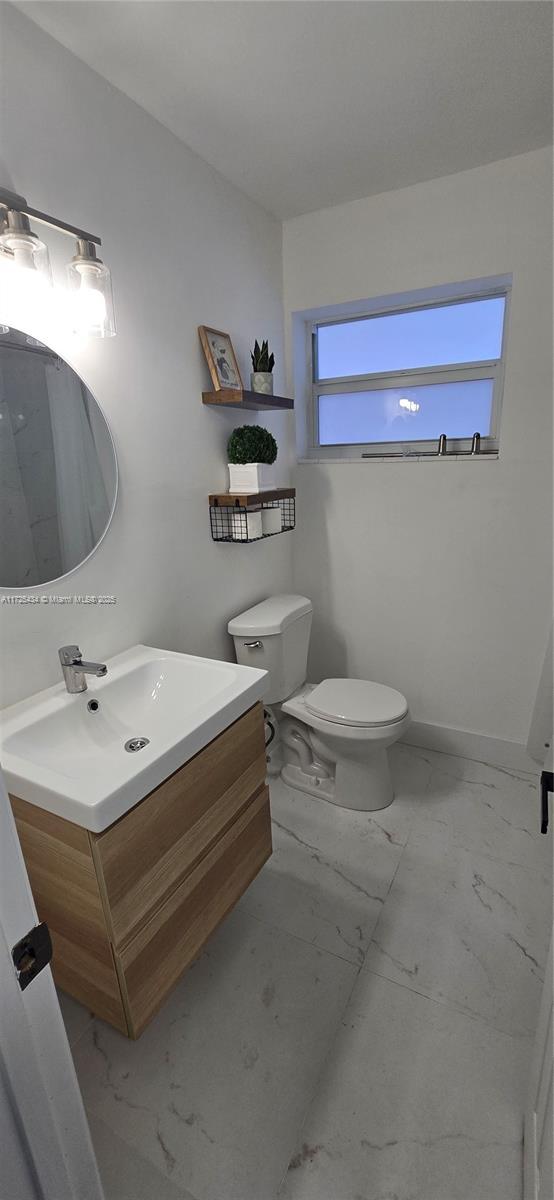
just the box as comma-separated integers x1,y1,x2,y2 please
0,326,117,588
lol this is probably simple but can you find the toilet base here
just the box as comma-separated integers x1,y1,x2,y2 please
334,749,394,811
281,746,394,812
281,762,336,804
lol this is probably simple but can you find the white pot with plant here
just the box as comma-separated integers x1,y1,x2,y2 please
250,340,275,395
227,424,278,494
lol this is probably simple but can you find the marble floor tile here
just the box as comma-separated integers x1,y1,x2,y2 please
87,1112,197,1200
56,988,94,1047
71,907,357,1200
389,742,436,811
364,841,550,1037
278,972,528,1200
425,753,548,873
58,743,547,1200
239,777,405,963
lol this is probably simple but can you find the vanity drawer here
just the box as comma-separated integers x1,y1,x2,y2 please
115,784,272,1038
92,702,266,946
10,795,128,1034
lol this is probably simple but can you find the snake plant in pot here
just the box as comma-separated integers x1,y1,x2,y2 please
250,340,275,395
227,424,278,494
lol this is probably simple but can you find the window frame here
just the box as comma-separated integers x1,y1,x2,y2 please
308,286,510,460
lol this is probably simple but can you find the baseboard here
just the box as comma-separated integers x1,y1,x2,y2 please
401,720,540,775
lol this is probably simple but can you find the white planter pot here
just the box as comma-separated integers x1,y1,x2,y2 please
230,508,263,542
228,463,275,493
261,506,282,536
250,372,274,395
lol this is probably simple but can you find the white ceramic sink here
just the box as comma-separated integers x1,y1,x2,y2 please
0,645,267,832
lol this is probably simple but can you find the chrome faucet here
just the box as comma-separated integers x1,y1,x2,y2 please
58,645,107,694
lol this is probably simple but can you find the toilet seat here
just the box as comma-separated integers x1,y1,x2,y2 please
305,678,408,728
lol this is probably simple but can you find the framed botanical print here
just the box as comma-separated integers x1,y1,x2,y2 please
198,326,243,391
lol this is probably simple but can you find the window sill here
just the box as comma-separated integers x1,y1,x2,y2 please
298,453,500,465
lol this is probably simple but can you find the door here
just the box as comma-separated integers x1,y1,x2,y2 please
0,768,104,1200
523,735,553,1200
524,934,553,1200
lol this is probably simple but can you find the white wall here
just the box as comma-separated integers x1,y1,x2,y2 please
0,6,294,708
283,148,553,744
1,9,550,747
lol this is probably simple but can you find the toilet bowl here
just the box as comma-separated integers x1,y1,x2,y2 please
228,595,410,812
281,681,410,811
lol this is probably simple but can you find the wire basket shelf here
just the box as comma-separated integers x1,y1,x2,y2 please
209,490,296,543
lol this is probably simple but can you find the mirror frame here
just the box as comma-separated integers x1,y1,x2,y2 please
0,324,119,591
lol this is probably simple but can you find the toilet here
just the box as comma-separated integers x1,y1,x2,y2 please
228,594,410,811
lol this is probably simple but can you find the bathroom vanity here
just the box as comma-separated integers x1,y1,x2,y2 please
2,645,271,1038
9,702,270,1038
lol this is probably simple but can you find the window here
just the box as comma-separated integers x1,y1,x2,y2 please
309,286,509,458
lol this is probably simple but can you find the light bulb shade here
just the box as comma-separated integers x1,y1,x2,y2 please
67,243,116,338
0,257,53,338
0,211,54,334
0,212,52,284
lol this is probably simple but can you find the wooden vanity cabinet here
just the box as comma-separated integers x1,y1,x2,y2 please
10,702,271,1038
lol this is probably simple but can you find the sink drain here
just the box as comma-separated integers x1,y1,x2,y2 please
124,737,150,753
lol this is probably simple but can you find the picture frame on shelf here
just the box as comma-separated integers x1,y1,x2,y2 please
198,326,243,392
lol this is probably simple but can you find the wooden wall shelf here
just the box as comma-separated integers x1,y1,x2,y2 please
209,487,295,507
203,388,294,411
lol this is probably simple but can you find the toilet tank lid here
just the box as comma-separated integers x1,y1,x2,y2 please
228,595,312,636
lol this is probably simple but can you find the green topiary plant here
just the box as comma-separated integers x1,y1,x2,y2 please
251,340,275,373
227,425,278,465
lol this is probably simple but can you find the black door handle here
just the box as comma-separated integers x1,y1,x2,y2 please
12,923,52,991
540,770,552,835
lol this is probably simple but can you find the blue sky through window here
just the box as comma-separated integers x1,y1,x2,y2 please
316,297,505,380
318,378,494,445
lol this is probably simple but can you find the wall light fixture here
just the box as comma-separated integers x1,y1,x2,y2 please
0,188,116,338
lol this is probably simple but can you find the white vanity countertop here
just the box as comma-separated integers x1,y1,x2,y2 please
0,644,268,832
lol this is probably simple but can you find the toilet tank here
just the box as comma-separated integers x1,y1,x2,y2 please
228,595,313,704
